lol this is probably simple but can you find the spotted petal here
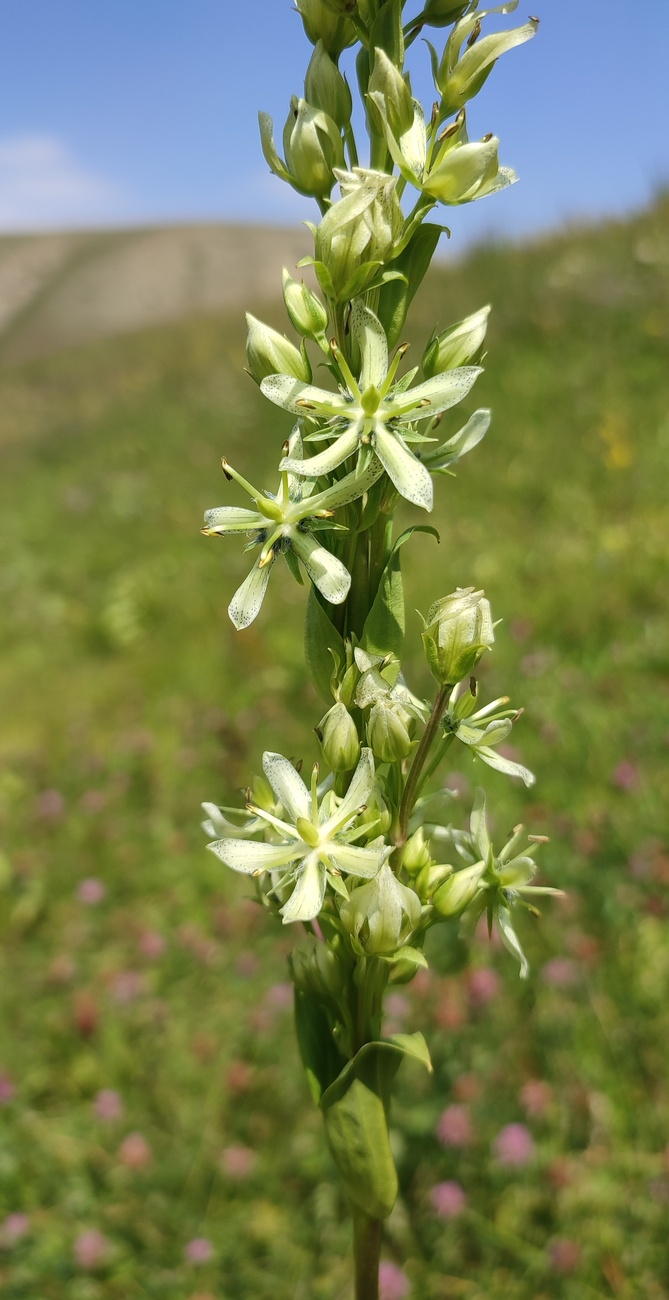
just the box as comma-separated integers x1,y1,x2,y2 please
351,302,388,391
262,751,311,822
290,531,351,605
327,842,389,879
228,557,274,630
281,427,360,479
261,375,350,419
329,747,375,828
203,507,263,534
207,837,299,874
389,367,482,420
374,429,433,511
280,854,326,924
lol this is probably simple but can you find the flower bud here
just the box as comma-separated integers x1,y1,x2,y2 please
415,863,452,902
402,827,431,875
420,0,469,27
432,861,485,917
245,314,311,384
314,167,404,301
422,587,494,686
340,864,421,956
305,41,352,129
367,700,412,764
318,702,361,772
422,305,490,377
295,0,357,56
290,935,346,996
281,269,329,341
368,48,414,138
284,97,345,199
424,135,514,206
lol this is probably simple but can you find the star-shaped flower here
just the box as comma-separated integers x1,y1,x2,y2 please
207,748,390,924
442,680,535,787
202,430,382,629
260,302,481,511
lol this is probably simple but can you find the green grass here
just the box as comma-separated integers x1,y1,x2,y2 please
0,196,668,1299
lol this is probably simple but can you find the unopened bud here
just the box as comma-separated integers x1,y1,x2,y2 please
402,827,431,874
367,700,412,764
284,96,345,199
421,586,494,685
282,269,329,340
305,41,352,128
421,0,469,27
340,863,421,956
424,135,513,206
318,702,361,772
436,11,539,116
290,935,346,996
432,861,485,917
295,0,357,56
368,48,414,137
245,314,311,384
422,305,490,377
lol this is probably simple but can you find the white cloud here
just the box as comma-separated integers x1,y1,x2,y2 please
0,135,122,231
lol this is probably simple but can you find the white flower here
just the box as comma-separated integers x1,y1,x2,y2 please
261,303,481,511
443,680,535,787
207,747,390,924
202,429,382,629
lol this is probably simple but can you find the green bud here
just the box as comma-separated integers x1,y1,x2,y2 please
368,48,414,138
340,863,421,956
421,586,494,686
402,827,431,874
422,305,490,377
305,41,353,129
420,0,469,27
424,134,514,206
281,269,329,340
295,0,357,56
415,862,451,902
245,313,311,384
318,702,361,772
284,96,345,199
432,861,485,917
314,167,404,301
367,700,412,764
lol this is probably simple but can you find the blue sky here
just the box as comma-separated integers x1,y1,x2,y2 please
1,0,667,245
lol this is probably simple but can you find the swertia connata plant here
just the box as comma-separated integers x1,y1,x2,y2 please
202,2,560,1295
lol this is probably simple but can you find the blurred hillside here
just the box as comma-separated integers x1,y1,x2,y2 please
0,196,668,1298
0,223,310,365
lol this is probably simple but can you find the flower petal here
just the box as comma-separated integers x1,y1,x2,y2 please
475,746,536,788
280,854,326,924
306,454,384,513
228,558,273,630
327,842,388,878
207,837,299,874
496,903,530,979
290,532,351,605
262,751,310,822
331,747,375,827
260,375,349,418
203,507,263,534
374,429,433,511
351,302,388,391
281,427,360,478
389,368,482,420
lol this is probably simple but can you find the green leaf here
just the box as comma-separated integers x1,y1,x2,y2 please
294,989,347,1105
362,525,439,660
320,1033,431,1219
377,223,445,348
305,588,345,703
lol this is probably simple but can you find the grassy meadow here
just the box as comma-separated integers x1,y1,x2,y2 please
0,196,668,1299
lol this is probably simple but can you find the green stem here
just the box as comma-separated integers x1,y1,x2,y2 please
396,683,451,848
353,1208,382,1300
414,731,455,802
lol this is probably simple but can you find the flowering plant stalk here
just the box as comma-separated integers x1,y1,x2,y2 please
202,2,558,1295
